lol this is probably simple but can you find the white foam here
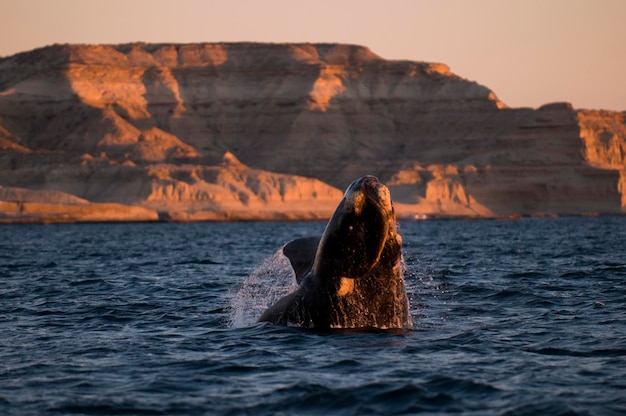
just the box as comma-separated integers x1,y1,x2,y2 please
229,248,298,328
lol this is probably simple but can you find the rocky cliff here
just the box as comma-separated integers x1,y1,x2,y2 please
0,43,624,222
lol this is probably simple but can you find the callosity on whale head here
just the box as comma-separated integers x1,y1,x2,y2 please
258,175,411,329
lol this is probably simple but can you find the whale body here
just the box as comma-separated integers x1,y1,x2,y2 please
258,175,411,329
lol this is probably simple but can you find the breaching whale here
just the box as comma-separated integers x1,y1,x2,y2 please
258,175,411,329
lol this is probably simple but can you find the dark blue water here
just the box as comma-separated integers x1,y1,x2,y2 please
1,217,625,415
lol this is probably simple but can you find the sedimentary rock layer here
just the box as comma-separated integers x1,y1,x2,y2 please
0,43,624,222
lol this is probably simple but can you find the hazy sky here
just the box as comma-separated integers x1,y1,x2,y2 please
1,0,624,111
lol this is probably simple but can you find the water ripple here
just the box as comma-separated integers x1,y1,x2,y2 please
0,218,625,415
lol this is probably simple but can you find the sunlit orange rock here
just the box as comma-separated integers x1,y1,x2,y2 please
0,43,624,222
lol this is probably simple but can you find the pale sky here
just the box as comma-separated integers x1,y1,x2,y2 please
1,0,624,111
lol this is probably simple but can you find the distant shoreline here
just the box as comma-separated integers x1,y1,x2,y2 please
1,211,622,225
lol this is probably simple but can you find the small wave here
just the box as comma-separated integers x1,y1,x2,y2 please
1,262,32,270
317,358,362,370
486,288,527,300
503,400,589,416
597,264,626,273
49,401,168,416
525,347,626,357
503,271,549,280
69,278,111,287
175,258,222,265
360,382,454,414
236,381,444,415
425,375,501,395
559,271,591,279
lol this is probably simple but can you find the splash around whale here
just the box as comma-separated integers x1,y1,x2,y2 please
258,175,411,329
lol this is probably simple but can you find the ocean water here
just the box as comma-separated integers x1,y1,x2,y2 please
1,217,625,415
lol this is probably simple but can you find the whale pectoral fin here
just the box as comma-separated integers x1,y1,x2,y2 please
282,236,321,284
257,291,302,325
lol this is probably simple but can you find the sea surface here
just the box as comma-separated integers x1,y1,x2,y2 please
1,217,625,415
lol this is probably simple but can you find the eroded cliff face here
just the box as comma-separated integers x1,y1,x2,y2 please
577,110,626,210
0,43,624,222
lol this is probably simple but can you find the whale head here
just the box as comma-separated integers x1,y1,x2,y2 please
313,175,401,283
